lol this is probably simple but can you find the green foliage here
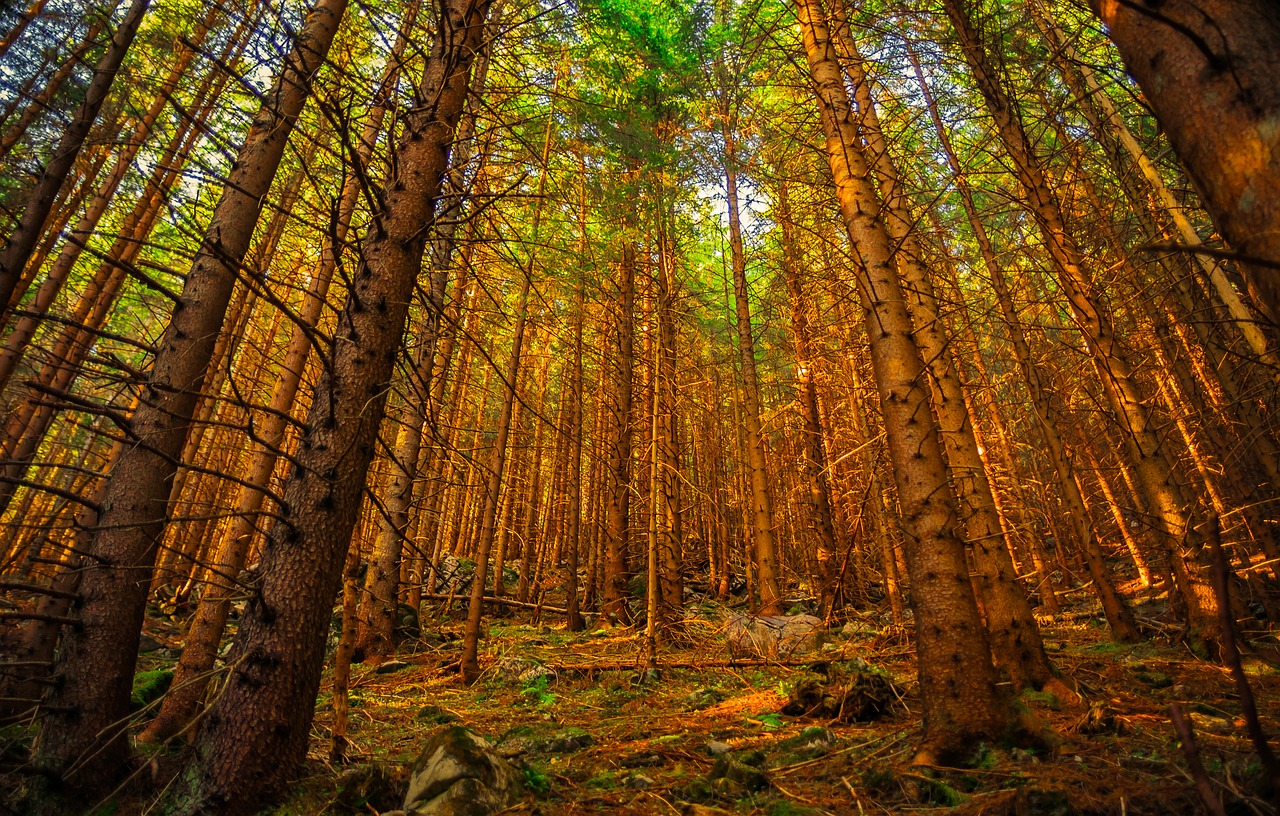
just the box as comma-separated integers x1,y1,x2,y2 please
522,764,552,794
520,674,557,709
746,711,784,731
916,776,965,807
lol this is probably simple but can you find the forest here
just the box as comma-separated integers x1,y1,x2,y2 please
0,0,1277,813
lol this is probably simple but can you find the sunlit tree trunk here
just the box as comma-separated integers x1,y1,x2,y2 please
943,0,1219,649
908,44,1138,642
833,14,1054,685
720,106,783,615
795,0,1009,761
602,242,637,623
0,0,150,312
138,9,416,743
171,1,494,808
1088,0,1280,323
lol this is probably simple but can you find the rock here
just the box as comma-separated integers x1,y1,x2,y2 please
624,773,654,790
726,614,825,658
416,705,457,725
396,603,421,639
336,763,408,813
707,756,769,797
705,741,733,757
779,726,836,756
496,726,592,758
403,727,523,816
376,659,412,674
496,657,554,683
437,555,476,596
685,687,726,711
137,634,163,654
1135,671,1174,689
545,728,594,753
840,620,876,639
620,752,665,768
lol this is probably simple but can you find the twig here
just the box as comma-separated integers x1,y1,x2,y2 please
1170,702,1228,816
1206,518,1280,799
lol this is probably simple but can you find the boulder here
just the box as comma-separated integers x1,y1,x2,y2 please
725,614,824,658
403,727,523,816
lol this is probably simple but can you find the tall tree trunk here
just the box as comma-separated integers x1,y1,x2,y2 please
139,6,416,742
794,0,1009,762
942,0,1219,649
174,1,493,809
720,111,783,615
907,43,1139,643
0,0,151,311
601,243,637,624
833,12,1054,687
34,0,348,796
776,176,841,619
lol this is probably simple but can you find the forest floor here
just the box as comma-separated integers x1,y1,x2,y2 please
225,589,1280,816
3,587,1278,815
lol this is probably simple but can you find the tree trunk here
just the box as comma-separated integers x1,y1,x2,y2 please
173,1,493,809
34,0,348,797
794,0,1009,762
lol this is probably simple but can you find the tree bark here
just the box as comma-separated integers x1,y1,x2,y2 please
34,0,347,797
794,0,1009,762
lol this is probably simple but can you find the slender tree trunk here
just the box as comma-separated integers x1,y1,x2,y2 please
943,0,1219,648
0,0,151,311
0,3,222,392
908,44,1138,642
175,2,493,809
602,243,636,624
795,0,1009,762
720,112,783,615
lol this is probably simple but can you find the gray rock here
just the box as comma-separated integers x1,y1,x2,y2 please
496,657,555,683
375,659,411,674
624,773,654,790
706,741,733,757
685,687,726,711
726,614,825,658
403,727,522,816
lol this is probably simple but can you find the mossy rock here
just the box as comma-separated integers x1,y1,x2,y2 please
778,726,835,758
1134,671,1174,689
707,756,769,795
130,669,173,710
334,763,407,813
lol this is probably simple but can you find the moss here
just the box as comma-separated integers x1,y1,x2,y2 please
130,669,173,710
916,776,965,807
